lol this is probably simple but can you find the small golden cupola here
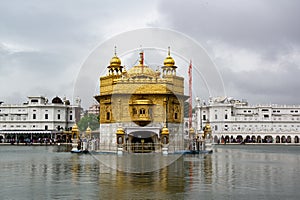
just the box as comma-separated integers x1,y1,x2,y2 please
71,123,79,139
108,46,123,75
163,47,175,67
85,126,92,139
162,47,177,76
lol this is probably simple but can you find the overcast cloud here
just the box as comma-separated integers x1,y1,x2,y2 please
0,0,299,108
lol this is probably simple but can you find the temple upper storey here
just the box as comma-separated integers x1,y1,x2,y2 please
98,47,184,97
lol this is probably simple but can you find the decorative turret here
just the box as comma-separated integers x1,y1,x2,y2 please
161,125,169,154
70,123,81,153
107,46,123,75
203,122,212,139
116,126,125,145
189,127,195,139
85,126,92,139
163,47,175,67
71,124,79,139
162,47,177,76
161,126,169,144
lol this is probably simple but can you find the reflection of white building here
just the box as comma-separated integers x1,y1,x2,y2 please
0,96,82,142
191,97,300,144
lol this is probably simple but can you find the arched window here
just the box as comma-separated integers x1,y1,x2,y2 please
215,114,218,120
225,114,228,119
174,112,178,120
185,122,189,128
133,108,137,115
140,108,145,115
106,112,110,120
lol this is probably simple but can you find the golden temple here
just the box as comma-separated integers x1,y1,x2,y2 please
95,47,188,153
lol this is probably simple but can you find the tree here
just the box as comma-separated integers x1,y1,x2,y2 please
77,114,99,131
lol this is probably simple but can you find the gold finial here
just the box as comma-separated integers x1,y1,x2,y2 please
114,46,117,56
139,50,144,66
168,46,170,56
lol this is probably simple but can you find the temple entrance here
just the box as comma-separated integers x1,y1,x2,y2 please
128,131,157,153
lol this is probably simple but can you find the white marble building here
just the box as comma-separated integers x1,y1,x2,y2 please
186,97,300,144
0,96,82,142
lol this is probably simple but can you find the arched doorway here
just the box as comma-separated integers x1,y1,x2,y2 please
19,134,24,143
129,131,157,153
295,136,299,143
56,134,62,142
236,135,243,143
287,136,291,143
257,135,262,143
230,135,234,143
214,135,219,143
221,136,225,143
245,135,250,143
225,135,230,143
6,135,11,143
276,136,280,143
264,135,273,143
281,136,286,143
251,136,256,143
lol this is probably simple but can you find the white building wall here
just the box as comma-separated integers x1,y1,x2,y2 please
0,96,82,135
195,97,300,144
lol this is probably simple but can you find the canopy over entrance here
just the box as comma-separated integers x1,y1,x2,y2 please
128,131,158,153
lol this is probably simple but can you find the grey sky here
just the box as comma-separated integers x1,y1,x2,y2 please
0,0,299,108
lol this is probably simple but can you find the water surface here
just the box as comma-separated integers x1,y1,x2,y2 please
0,145,299,199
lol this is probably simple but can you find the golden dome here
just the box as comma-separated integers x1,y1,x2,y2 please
126,51,157,78
204,123,212,132
161,126,169,135
116,127,125,134
127,65,157,78
189,127,195,134
86,126,92,133
72,124,79,132
163,47,175,67
110,55,121,67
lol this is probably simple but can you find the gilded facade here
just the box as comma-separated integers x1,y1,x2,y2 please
95,48,188,153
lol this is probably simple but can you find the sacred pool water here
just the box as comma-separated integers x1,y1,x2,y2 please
0,145,300,199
